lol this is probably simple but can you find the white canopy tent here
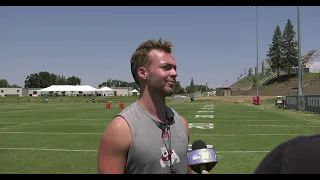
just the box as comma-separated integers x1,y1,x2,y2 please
98,86,114,96
37,85,99,96
131,89,139,96
38,85,99,92
131,89,139,93
98,86,114,91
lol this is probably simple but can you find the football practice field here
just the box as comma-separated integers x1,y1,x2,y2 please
1,97,320,174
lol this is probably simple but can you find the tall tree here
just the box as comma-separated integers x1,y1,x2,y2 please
248,67,253,77
0,79,22,88
0,79,9,88
50,73,58,85
266,25,284,79
24,73,40,88
66,76,81,85
56,75,67,85
38,71,51,88
173,81,184,94
282,19,298,77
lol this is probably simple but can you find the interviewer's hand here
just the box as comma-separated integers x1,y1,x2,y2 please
201,170,210,174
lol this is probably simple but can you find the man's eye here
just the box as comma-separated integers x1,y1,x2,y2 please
162,66,171,70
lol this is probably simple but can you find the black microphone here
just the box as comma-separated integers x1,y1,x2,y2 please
187,140,217,174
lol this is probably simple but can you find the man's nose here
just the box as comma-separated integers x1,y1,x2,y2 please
171,68,178,77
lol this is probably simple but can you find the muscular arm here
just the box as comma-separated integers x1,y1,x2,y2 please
179,115,193,174
97,116,131,174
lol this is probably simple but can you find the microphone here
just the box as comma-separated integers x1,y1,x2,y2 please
187,140,217,174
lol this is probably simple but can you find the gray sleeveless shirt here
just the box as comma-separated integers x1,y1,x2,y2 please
116,101,189,174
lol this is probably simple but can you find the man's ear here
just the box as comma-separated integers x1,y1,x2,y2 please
137,67,148,81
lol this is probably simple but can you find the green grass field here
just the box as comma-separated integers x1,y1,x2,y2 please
1,97,320,174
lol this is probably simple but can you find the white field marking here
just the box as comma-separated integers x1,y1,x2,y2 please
195,115,214,118
217,151,269,153
203,105,214,108
0,105,29,108
188,119,215,122
188,120,297,122
211,115,273,117
188,123,214,129
201,108,214,110
60,118,107,121
0,147,269,153
190,133,303,136
213,124,320,127
0,119,107,124
245,103,320,125
0,148,97,152
0,109,46,113
206,120,292,122
197,111,214,113
187,123,320,127
0,132,101,135
6,124,108,126
0,123,21,124
0,118,108,129
0,118,80,130
52,107,86,109
0,131,303,136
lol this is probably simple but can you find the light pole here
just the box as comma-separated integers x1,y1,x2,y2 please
254,6,259,96
297,6,303,96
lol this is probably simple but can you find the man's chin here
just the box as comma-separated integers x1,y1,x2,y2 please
163,88,174,97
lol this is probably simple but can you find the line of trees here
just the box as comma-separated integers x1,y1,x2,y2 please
176,78,213,94
0,79,21,88
238,18,299,81
97,77,211,95
24,71,81,88
98,78,139,90
2,75,211,95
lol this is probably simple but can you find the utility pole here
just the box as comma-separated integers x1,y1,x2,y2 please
297,6,303,96
254,6,259,96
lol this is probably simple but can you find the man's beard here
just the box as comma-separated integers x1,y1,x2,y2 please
147,75,174,97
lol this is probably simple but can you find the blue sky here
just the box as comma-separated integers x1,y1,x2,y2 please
1,6,319,88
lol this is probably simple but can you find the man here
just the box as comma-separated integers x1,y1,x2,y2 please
97,38,197,174
254,134,320,174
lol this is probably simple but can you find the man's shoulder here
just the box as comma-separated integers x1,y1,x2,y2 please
166,106,179,116
118,101,139,114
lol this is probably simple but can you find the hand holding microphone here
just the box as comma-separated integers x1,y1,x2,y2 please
187,140,217,174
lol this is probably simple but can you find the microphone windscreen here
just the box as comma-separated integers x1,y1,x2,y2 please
188,140,217,174
192,140,207,150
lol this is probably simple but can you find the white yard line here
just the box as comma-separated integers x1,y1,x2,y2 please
0,132,101,135
0,148,97,152
0,131,304,136
245,103,320,125
0,124,108,126
0,117,106,129
214,124,320,127
0,147,269,153
191,133,302,136
217,150,269,153
0,118,71,129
